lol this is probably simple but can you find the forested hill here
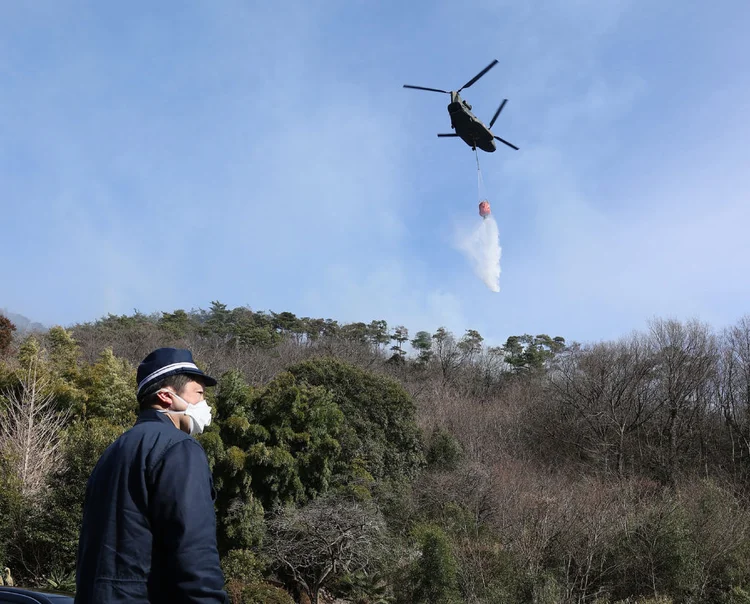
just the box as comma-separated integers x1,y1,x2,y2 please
2,303,750,604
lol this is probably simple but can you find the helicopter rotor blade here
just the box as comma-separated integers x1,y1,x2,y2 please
437,133,460,137
458,59,499,92
489,99,507,129
494,135,519,150
403,84,449,94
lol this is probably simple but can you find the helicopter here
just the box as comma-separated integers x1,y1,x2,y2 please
403,59,519,153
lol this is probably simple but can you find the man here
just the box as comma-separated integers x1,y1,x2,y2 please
75,347,228,603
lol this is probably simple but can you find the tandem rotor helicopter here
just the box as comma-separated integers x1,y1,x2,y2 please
403,59,519,154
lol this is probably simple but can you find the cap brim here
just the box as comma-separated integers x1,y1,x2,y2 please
182,368,217,387
141,368,217,391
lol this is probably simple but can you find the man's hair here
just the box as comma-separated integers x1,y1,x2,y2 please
137,373,206,410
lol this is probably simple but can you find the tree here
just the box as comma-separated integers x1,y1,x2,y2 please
425,428,463,471
287,357,425,484
0,314,17,355
246,372,344,508
717,315,750,474
45,326,80,377
457,329,484,364
398,524,461,604
0,355,69,498
431,328,462,384
271,311,303,338
301,317,327,344
503,334,566,373
648,318,717,487
207,300,232,337
411,331,433,365
158,309,192,337
367,320,390,354
390,326,409,362
233,315,283,350
209,368,345,538
340,322,369,344
549,334,660,477
265,495,390,604
76,348,138,426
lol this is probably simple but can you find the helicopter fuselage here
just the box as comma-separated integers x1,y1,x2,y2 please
402,59,518,153
448,93,496,153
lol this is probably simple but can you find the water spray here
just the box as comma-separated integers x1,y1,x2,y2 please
456,149,502,292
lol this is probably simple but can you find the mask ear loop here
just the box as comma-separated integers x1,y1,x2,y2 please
155,389,187,416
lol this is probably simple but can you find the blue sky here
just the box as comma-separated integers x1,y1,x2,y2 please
2,0,749,347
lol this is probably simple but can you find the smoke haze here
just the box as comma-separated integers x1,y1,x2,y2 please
457,215,502,292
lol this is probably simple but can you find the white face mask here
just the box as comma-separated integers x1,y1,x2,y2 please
158,390,213,435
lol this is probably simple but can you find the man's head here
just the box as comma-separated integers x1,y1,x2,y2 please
136,347,217,411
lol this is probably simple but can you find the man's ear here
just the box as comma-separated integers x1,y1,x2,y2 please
155,389,174,409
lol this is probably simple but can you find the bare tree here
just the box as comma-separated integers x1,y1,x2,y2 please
264,496,391,604
648,318,718,486
717,315,750,473
431,328,463,386
549,333,660,477
0,356,69,499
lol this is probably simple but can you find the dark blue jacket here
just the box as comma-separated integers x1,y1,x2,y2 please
75,409,228,603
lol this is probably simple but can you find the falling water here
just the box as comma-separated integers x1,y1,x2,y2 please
457,214,501,292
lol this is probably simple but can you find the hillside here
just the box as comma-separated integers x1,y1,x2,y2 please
1,303,750,603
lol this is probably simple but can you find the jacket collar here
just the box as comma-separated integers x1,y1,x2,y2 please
136,407,174,426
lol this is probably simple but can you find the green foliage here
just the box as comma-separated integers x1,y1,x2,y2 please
44,567,76,593
457,329,483,359
0,314,17,355
0,360,15,399
683,480,750,601
198,430,226,475
158,309,193,337
390,326,409,360
340,322,369,344
226,580,295,604
207,301,232,337
221,549,265,584
606,497,699,602
286,357,425,484
608,598,674,604
370,478,415,538
210,369,346,552
76,348,137,425
46,326,80,377
230,311,284,349
724,586,750,604
246,371,344,507
336,457,376,501
425,428,463,471
396,524,461,604
367,320,391,350
503,333,565,372
218,493,266,553
17,335,43,370
411,331,433,364
335,570,394,604
0,453,23,567
216,369,255,419
41,418,125,572
9,304,750,604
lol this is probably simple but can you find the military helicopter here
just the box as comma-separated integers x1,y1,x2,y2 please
403,59,518,153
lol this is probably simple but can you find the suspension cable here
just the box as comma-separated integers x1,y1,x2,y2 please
475,147,485,202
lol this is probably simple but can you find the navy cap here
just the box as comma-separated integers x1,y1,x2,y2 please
136,347,217,396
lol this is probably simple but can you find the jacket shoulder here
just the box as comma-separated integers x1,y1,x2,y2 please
132,418,202,469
